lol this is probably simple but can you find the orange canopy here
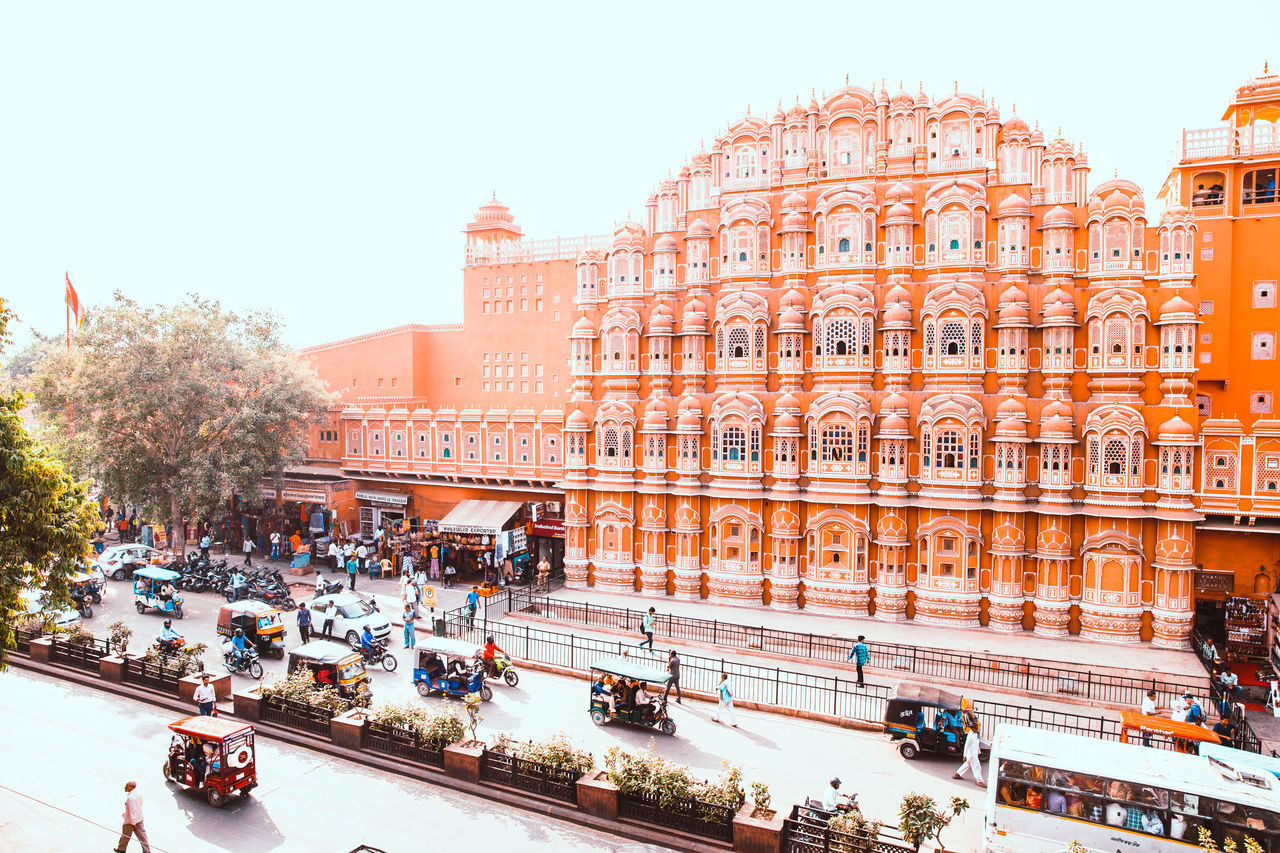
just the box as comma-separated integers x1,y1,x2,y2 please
1119,710,1220,745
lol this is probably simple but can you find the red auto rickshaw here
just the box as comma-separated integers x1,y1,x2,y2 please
163,715,257,807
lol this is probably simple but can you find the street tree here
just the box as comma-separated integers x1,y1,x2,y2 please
32,291,332,551
0,302,97,669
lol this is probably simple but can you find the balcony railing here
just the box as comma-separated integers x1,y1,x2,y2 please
1181,123,1280,161
465,234,611,266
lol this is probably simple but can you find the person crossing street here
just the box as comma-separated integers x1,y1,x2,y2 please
953,700,985,787
711,672,738,727
241,535,255,566
297,604,312,644
847,635,870,686
113,780,151,853
638,606,656,652
662,649,683,705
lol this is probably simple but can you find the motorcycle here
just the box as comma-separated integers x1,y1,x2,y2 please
486,654,520,687
153,635,186,663
222,643,264,679
351,639,398,672
315,578,344,597
69,588,93,619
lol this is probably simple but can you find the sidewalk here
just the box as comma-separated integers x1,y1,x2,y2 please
542,586,1205,681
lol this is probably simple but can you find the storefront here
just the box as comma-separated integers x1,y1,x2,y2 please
355,489,412,541
530,515,565,580
438,499,525,585
253,473,356,552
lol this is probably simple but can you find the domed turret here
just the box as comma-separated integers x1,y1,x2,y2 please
1041,205,1075,229
1041,288,1076,323
642,399,669,430
773,412,800,432
686,218,712,240
995,417,1028,439
996,193,1031,218
571,315,597,338
566,409,590,429
654,233,679,254
1158,294,1196,321
996,396,1028,420
1157,415,1195,441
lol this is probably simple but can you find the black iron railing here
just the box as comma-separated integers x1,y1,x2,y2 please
13,627,41,656
440,613,1262,754
481,749,581,804
504,589,1206,707
50,636,112,673
618,790,736,843
261,696,333,736
782,805,914,853
364,723,446,768
123,657,183,694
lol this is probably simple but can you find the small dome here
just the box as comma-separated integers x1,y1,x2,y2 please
787,102,806,121
471,193,515,226
686,218,712,239
884,283,912,306
1042,399,1073,421
886,201,913,220
879,414,909,434
654,234,679,254
773,104,786,123
647,306,674,331
782,209,809,231
774,412,800,432
995,417,1027,438
1039,414,1073,439
677,411,701,430
1158,415,1195,440
1158,294,1196,319
999,284,1029,306
780,288,806,310
783,190,807,210
1041,205,1075,228
886,182,913,203
1042,288,1076,321
1003,115,1029,134
642,404,669,430
883,303,912,326
1103,190,1130,213
997,193,1031,217
684,296,706,316
571,315,597,336
779,307,805,328
996,396,1027,419
566,409,590,429
881,391,909,412
776,391,801,411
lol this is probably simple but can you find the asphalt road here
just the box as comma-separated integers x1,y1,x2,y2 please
56,577,988,849
0,668,671,853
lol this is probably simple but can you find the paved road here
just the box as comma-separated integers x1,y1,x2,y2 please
61,578,989,849
0,668,672,853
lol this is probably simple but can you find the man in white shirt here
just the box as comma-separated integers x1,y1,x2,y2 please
193,674,217,716
1170,692,1190,723
1140,690,1159,746
356,543,369,574
823,777,855,812
114,780,150,853
327,539,340,570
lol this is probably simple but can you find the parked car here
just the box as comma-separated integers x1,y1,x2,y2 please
19,588,80,630
307,593,391,646
95,544,163,581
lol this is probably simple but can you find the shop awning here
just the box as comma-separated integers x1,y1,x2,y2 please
439,500,523,536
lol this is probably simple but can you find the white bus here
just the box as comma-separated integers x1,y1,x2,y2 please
984,725,1280,852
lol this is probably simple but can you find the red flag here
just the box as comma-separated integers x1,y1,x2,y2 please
65,273,83,328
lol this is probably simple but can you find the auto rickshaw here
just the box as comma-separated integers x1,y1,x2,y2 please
884,683,989,761
162,715,257,808
287,640,372,706
588,656,677,736
68,570,105,604
412,637,492,701
217,600,287,658
133,566,184,619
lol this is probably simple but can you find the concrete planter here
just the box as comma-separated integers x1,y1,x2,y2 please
233,688,263,722
443,741,485,784
99,654,127,684
28,637,53,665
732,802,784,853
330,707,369,751
179,673,232,703
575,770,620,821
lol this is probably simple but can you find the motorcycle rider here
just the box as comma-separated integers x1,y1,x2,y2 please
229,628,250,668
359,624,378,659
482,635,508,678
823,777,857,812
157,620,184,654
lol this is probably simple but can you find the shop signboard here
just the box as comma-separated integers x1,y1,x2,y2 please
356,489,409,507
260,487,278,500
511,527,527,553
531,519,565,539
282,488,327,503
1194,571,1235,594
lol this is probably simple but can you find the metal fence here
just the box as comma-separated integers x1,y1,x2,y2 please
617,790,736,844
364,723,446,769
1191,630,1273,756
123,657,182,694
782,805,914,853
50,637,112,673
481,749,579,804
13,627,41,656
261,696,333,736
499,589,1207,707
440,606,1262,754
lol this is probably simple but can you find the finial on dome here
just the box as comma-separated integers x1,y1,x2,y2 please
1012,102,1016,113
845,73,849,85
954,80,958,95
490,190,498,203
1265,61,1270,74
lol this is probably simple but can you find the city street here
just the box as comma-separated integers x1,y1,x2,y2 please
54,574,989,848
0,668,671,853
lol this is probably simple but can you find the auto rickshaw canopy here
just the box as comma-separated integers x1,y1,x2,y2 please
1119,710,1222,747
168,715,253,742
889,683,964,709
589,656,672,684
290,640,360,665
416,637,484,660
133,566,181,583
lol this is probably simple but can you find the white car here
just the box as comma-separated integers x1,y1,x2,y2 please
95,544,163,580
19,589,80,630
308,593,392,646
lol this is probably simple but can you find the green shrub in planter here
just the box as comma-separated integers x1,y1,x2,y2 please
493,732,593,776
107,620,132,655
604,741,746,816
369,699,465,747
260,668,354,715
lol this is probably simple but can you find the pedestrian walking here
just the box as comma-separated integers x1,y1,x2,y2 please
403,604,418,649
711,672,738,727
430,546,441,581
662,649,683,704
297,604,312,644
269,531,281,560
847,635,870,686
1170,691,1190,723
320,599,337,639
953,703,985,787
113,780,151,853
356,542,369,574
242,536,255,566
638,606,656,651
467,586,480,628
1140,689,1159,746
346,554,359,591
402,552,414,580
194,674,217,717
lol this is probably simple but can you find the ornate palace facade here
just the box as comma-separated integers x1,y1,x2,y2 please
314,72,1280,649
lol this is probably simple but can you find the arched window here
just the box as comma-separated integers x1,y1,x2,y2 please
603,428,619,458
935,429,964,469
729,327,749,359
723,426,746,461
838,237,851,252
821,425,854,462
824,318,856,359
941,321,965,356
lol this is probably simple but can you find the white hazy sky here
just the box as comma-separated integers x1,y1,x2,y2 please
3,1,1278,349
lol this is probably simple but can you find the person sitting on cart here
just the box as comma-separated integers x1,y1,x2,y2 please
185,736,206,786
448,658,471,689
482,635,507,678
157,580,175,603
592,674,610,701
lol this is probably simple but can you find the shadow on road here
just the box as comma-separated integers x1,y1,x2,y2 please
169,784,286,853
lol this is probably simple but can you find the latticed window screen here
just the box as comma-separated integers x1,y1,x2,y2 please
935,430,963,468
728,327,750,358
969,433,980,469
825,318,856,356
1103,439,1127,475
1105,318,1128,355
970,321,983,357
857,424,869,461
1087,440,1099,475
821,425,854,462
621,430,632,460
860,318,873,355
542,433,559,464
602,428,618,458
1207,453,1236,489
750,427,760,462
941,321,965,356
1257,454,1280,492
754,326,766,359
1131,438,1142,476
722,426,746,461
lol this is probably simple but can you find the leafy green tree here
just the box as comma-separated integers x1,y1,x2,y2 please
31,292,332,550
0,302,97,669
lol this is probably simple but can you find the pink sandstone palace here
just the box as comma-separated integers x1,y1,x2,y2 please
298,71,1280,648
